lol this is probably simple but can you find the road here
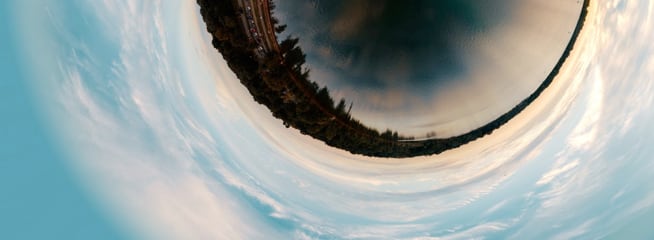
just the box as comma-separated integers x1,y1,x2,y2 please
232,0,411,146
235,0,280,57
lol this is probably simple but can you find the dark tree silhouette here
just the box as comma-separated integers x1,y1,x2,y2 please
196,0,591,158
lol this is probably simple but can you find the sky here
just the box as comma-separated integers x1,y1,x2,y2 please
1,0,654,239
275,0,584,137
0,1,127,239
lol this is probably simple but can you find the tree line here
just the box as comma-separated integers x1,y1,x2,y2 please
195,0,590,158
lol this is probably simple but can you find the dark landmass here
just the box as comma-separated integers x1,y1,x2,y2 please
196,0,590,158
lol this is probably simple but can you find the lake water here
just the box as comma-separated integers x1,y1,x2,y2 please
276,0,584,137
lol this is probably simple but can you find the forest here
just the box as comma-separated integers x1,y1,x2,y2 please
196,0,590,158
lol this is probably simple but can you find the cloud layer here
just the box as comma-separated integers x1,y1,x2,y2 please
14,0,654,239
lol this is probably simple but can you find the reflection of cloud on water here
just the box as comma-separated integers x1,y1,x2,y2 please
14,0,654,238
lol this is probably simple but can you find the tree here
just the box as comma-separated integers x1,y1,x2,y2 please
280,36,299,54
335,99,346,113
275,24,287,34
285,47,306,72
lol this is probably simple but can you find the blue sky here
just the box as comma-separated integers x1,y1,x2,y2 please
2,0,654,239
0,1,127,239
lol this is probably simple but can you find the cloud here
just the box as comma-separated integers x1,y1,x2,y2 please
28,0,654,238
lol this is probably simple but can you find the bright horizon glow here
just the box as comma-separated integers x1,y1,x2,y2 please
5,0,654,239
276,0,585,137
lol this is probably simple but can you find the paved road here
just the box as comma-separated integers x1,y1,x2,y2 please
259,0,281,52
231,0,411,145
235,0,279,58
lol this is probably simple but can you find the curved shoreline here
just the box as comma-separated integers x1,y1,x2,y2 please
197,0,591,158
